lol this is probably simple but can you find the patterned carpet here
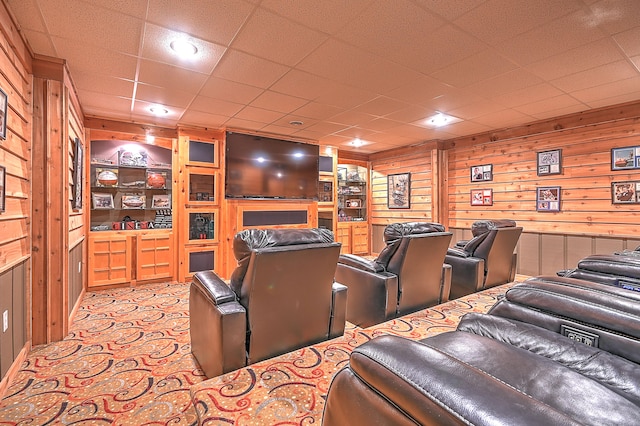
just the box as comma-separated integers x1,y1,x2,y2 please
0,281,514,425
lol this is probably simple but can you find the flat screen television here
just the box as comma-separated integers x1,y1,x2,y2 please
225,131,319,200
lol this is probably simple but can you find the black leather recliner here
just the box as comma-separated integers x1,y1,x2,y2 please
558,252,640,292
189,228,347,378
445,219,522,299
322,275,640,425
334,222,452,328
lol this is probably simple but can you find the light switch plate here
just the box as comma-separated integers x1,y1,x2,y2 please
2,310,8,332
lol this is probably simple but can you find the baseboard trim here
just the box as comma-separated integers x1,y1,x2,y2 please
0,341,31,400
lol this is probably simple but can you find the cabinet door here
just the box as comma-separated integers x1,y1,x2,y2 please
352,222,369,255
137,232,174,281
88,234,132,287
336,223,351,254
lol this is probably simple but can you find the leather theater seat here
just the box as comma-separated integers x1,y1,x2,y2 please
322,275,640,425
558,252,640,292
334,222,452,328
189,227,347,378
445,219,522,299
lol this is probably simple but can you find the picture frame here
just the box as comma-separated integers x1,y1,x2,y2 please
611,181,640,204
611,146,640,170
72,138,83,209
119,148,148,167
388,172,411,209
0,165,5,212
536,186,561,212
470,189,493,206
470,164,492,182
0,87,7,140
537,149,562,176
151,194,171,209
92,192,114,209
337,166,347,182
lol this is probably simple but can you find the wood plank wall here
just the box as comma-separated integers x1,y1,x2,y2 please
0,1,32,393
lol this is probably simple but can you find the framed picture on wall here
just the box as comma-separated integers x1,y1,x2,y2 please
536,186,561,212
388,172,411,209
92,192,114,209
611,146,640,170
611,181,640,204
0,165,5,212
0,87,7,140
537,149,562,176
470,164,493,182
72,138,83,210
470,189,493,206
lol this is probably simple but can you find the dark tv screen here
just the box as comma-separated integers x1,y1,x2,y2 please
225,131,319,200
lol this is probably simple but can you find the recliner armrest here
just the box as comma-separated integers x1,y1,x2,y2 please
192,270,237,305
446,247,472,258
444,254,484,299
338,253,384,273
329,282,348,339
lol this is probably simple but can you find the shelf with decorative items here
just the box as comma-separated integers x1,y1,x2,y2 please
177,130,223,282
86,136,176,288
335,163,369,254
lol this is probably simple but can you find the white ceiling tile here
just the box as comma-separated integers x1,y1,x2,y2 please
137,59,209,93
551,60,638,93
234,105,285,124
514,94,585,116
585,0,640,34
189,95,245,116
212,49,290,89
146,0,256,46
570,76,640,104
231,7,328,66
21,29,57,57
72,70,135,98
140,23,226,74
250,91,310,114
430,50,519,88
415,0,485,20
291,102,343,121
198,77,263,105
7,0,46,32
179,110,229,128
613,26,640,57
493,83,565,108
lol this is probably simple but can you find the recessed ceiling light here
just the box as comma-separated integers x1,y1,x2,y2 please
170,39,198,58
289,120,304,126
424,112,461,127
350,138,365,147
149,106,169,116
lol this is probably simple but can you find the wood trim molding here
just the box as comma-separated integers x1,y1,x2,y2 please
0,342,31,400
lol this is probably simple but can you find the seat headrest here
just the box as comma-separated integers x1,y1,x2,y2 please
376,222,445,267
471,219,517,237
230,228,335,293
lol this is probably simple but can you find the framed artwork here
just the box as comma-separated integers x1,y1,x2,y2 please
72,138,83,209
611,146,640,170
388,172,411,209
471,189,493,206
119,148,148,167
536,186,561,212
151,194,171,209
537,149,562,176
611,181,640,204
470,164,492,182
0,165,5,212
92,192,114,209
337,167,347,182
0,88,7,140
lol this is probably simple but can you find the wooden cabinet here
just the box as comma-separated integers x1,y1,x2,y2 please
336,222,368,255
88,231,173,288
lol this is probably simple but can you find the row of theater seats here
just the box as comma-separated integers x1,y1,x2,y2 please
189,220,523,378
322,250,640,425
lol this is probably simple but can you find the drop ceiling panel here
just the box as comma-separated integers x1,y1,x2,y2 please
249,91,310,114
146,0,256,46
234,105,285,124
137,59,209,93
189,95,244,116
135,84,196,109
198,77,263,105
52,37,138,80
551,60,638,92
212,49,289,88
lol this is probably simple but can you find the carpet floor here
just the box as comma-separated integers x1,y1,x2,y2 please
0,280,514,425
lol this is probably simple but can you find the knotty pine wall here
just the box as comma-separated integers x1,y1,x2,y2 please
0,1,32,393
368,101,640,275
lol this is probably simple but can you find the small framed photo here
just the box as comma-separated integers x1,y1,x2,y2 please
537,149,562,176
388,172,411,209
611,146,640,170
121,194,146,209
470,164,492,182
612,181,640,204
151,194,171,209
0,165,5,212
92,192,114,209
0,87,7,140
471,189,493,206
536,186,561,212
119,149,148,167
337,167,347,182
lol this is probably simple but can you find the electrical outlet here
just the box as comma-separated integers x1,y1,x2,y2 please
2,310,8,333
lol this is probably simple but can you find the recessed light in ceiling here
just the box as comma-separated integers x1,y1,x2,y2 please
170,39,198,58
424,112,461,127
289,120,304,126
149,106,169,116
350,138,366,147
